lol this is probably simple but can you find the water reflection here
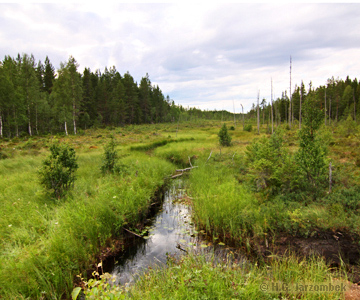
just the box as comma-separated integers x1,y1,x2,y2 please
106,180,245,286
109,181,197,285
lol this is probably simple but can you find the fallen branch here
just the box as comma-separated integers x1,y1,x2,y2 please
123,227,144,239
188,156,193,167
176,243,188,253
171,173,184,179
175,166,198,172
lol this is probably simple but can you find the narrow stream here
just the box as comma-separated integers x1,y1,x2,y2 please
103,179,244,286
104,179,198,285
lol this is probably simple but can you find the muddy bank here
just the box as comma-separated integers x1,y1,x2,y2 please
253,230,360,283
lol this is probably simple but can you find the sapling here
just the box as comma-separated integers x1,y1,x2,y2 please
100,135,122,174
38,142,78,198
218,123,231,147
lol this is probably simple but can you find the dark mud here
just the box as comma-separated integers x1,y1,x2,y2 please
254,230,360,283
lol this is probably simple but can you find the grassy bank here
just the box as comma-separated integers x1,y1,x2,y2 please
1,120,360,298
81,252,349,300
0,134,173,299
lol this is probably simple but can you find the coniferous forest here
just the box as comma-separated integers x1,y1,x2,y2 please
1,53,360,140
0,54,183,138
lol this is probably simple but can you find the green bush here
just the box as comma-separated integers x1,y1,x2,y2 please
38,143,78,198
245,129,293,195
218,123,231,146
295,97,328,198
243,124,252,132
339,114,358,137
324,186,360,212
100,135,122,174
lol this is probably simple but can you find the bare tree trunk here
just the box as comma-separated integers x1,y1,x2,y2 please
329,96,331,126
271,79,274,134
289,56,292,128
241,104,244,129
0,112,2,138
329,162,332,193
233,100,236,128
73,106,77,135
299,80,302,130
64,120,68,136
336,95,339,122
27,103,32,136
257,90,260,134
324,89,327,126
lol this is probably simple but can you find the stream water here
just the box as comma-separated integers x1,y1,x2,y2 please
103,180,198,285
103,179,241,286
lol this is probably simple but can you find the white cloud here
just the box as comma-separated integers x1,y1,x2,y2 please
1,3,360,112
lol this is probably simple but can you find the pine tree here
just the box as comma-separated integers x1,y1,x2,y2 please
139,74,151,123
218,123,232,146
44,56,55,94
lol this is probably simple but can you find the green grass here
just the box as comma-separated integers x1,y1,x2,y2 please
81,252,348,300
0,139,173,299
1,120,359,299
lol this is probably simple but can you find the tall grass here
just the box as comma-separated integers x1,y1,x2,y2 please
188,164,265,242
188,163,360,245
0,148,173,299
82,252,348,300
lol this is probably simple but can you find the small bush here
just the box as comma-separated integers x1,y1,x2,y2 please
243,124,252,132
38,143,78,198
0,148,7,159
229,126,235,130
324,186,360,212
218,123,232,146
100,135,122,174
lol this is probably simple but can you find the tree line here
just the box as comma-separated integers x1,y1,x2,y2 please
0,53,187,138
1,53,358,139
248,76,360,132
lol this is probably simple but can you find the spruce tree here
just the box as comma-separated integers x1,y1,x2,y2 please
218,123,232,146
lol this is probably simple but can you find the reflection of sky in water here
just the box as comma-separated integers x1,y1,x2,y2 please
110,184,197,285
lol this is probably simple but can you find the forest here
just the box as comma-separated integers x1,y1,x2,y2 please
1,54,359,140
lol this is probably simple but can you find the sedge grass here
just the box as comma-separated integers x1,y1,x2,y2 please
0,142,173,299
81,252,348,300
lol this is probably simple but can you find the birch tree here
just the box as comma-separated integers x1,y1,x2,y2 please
52,56,82,135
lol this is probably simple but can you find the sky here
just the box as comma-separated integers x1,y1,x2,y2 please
1,3,360,112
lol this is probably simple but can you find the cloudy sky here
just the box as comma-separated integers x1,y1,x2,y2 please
1,3,359,112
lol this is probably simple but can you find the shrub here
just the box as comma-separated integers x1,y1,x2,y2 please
295,97,328,198
100,135,122,174
245,129,294,195
218,123,231,146
243,124,252,132
324,186,360,212
339,114,358,137
38,143,78,198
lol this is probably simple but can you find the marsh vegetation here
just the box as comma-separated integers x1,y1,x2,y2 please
0,116,359,299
